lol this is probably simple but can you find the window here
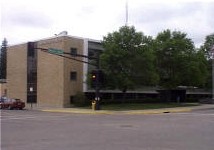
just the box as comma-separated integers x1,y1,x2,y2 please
70,48,77,55
27,42,37,104
70,71,77,81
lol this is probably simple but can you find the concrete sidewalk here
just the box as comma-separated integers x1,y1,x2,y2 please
39,104,214,115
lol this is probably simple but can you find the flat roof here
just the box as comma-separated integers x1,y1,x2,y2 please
8,34,101,47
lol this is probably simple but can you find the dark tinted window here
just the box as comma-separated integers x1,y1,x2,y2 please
70,72,77,80
70,48,77,55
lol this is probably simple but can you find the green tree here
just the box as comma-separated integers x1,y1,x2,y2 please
200,33,214,60
200,34,214,89
0,38,8,80
101,26,158,93
180,50,208,87
132,36,159,87
155,29,207,88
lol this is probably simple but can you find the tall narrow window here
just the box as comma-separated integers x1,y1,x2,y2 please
0,38,7,80
27,42,37,103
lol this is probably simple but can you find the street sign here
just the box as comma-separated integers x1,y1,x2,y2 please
48,48,64,55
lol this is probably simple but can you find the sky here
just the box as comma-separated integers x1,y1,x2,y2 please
1,0,214,47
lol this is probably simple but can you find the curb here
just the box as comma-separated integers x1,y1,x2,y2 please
41,107,193,115
42,109,115,115
124,108,193,115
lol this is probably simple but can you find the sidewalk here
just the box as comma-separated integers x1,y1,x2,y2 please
39,104,214,115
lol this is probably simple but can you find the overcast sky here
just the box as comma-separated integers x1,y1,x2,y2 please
1,0,214,47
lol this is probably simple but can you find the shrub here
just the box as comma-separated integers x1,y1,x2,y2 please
73,92,88,107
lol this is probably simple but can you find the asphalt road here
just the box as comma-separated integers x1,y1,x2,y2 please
1,108,214,150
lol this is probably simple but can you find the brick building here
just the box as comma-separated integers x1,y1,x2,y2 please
6,35,103,108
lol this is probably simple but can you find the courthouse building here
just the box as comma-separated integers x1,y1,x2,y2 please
6,34,103,108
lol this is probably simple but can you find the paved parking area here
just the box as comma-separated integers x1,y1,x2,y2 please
1,108,214,150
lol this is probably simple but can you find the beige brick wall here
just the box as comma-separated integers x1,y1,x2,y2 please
63,37,84,107
6,36,86,108
37,37,65,107
7,44,27,102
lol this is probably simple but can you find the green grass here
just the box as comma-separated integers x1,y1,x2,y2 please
98,103,199,111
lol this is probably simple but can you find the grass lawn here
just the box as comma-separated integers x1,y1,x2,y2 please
97,103,199,111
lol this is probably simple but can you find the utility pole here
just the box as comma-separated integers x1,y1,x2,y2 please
94,54,101,110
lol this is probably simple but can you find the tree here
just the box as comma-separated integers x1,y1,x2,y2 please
155,29,208,88
101,26,158,94
200,33,214,60
180,50,208,87
0,38,8,80
132,36,159,87
200,34,214,89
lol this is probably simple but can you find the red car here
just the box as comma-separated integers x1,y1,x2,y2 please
0,98,25,110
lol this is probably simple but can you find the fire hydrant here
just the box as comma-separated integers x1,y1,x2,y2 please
92,100,96,110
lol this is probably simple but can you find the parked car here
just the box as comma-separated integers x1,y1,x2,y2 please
0,96,7,106
0,96,7,101
0,98,25,110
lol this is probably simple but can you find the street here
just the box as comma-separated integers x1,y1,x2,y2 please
1,108,214,150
